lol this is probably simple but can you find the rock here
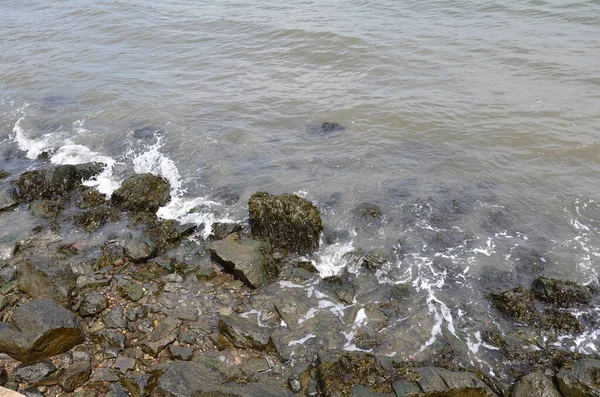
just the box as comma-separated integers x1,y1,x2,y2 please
488,287,539,325
0,185,19,211
0,367,6,386
317,351,391,397
218,314,276,353
210,222,242,241
361,251,388,271
532,277,591,308
307,122,345,136
16,259,76,308
323,275,356,304
89,367,119,384
392,367,496,397
248,192,322,254
0,265,16,283
154,361,293,397
117,279,145,302
540,308,584,334
57,352,92,392
143,220,181,255
121,373,157,397
78,291,109,316
512,370,561,397
111,173,171,213
29,200,62,218
103,305,126,329
0,170,8,179
113,357,136,374
73,206,121,232
142,317,181,355
352,202,384,224
123,236,157,263
556,358,600,397
15,362,57,383
168,345,193,361
91,330,126,350
209,233,270,289
0,299,84,363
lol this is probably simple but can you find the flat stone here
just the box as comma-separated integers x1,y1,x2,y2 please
15,362,57,383
113,357,136,374
142,317,181,355
78,291,109,316
168,345,194,361
218,314,273,352
103,305,126,329
57,355,91,392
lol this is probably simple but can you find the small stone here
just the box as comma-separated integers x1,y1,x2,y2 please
0,266,16,283
15,362,57,383
209,333,231,350
117,279,145,302
121,373,157,397
57,355,92,392
289,378,301,393
142,317,181,355
78,291,109,316
113,357,136,374
123,237,156,263
103,305,126,329
168,345,194,361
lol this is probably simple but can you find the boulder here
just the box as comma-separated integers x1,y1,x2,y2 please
16,259,76,308
123,236,157,263
512,370,561,397
0,185,19,212
531,277,591,308
248,192,322,254
0,299,84,363
143,220,181,254
556,358,600,397
392,367,497,397
218,313,276,353
111,173,170,213
209,233,270,289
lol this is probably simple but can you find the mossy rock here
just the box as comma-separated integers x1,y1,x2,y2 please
531,277,591,308
73,206,121,232
143,220,181,254
248,192,322,255
489,287,539,325
317,351,392,397
111,173,171,213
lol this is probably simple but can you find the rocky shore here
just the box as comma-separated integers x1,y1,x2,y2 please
0,164,599,396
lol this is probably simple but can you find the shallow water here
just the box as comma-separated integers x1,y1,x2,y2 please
1,0,600,373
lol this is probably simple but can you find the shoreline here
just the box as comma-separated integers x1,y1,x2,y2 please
0,163,598,396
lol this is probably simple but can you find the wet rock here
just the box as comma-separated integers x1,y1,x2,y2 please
97,242,126,268
142,317,181,355
15,362,56,383
121,373,157,397
209,233,270,289
73,206,121,232
352,202,384,225
361,251,388,271
531,277,591,308
78,188,107,209
57,351,92,392
512,370,561,397
210,221,242,241
317,351,391,397
168,345,193,361
209,333,231,350
123,236,157,263
323,275,356,304
78,291,109,317
488,287,538,325
540,308,584,334
556,358,600,397
0,298,84,363
143,220,181,254
392,366,496,397
29,200,62,218
218,313,276,353
307,122,345,136
16,258,76,308
248,192,322,254
111,173,171,213
0,185,19,211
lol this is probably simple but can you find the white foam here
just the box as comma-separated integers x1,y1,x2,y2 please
314,241,355,277
288,334,316,347
12,116,53,159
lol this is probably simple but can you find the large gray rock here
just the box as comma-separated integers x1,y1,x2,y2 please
556,358,600,397
154,361,293,397
111,173,170,213
0,299,84,363
512,370,561,397
217,313,276,354
16,259,76,308
392,367,497,397
248,192,322,254
209,233,270,289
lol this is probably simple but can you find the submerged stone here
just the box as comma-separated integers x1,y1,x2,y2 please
111,173,170,213
531,277,591,308
248,192,322,254
74,206,121,232
488,287,538,325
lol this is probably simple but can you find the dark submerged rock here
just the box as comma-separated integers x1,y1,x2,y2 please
531,277,591,308
511,370,561,397
209,233,271,289
307,122,346,136
555,358,600,397
489,287,538,325
0,298,84,363
111,173,170,213
248,192,322,255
